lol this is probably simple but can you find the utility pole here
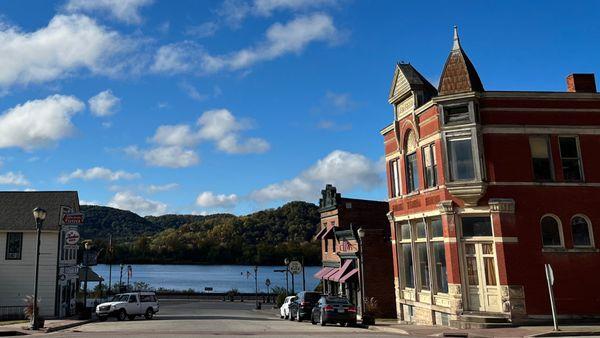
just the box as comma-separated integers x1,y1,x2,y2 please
108,234,112,296
254,266,260,309
119,264,124,292
301,256,306,291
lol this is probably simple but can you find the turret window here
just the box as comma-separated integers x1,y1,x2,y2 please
404,131,420,193
447,137,475,181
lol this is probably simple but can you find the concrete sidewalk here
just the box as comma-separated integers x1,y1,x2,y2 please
369,319,600,337
0,318,94,335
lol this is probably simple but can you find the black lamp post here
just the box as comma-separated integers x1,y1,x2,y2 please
82,241,92,318
31,207,47,330
357,227,366,318
284,258,290,295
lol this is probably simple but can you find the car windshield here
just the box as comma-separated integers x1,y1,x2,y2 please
303,293,321,302
112,294,130,302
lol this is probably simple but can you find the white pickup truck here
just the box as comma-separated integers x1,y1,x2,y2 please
96,292,159,321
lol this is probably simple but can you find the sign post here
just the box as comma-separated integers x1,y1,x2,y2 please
289,261,301,295
545,264,559,331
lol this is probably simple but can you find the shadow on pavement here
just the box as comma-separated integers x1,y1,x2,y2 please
152,315,277,321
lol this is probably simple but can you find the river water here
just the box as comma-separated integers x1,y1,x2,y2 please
92,264,321,293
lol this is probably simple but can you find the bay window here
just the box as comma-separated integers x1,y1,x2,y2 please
447,137,475,181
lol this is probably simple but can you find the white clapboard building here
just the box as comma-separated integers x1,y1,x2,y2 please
0,191,82,318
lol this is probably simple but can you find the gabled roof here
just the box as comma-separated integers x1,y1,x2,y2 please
438,27,484,95
0,191,80,231
389,63,438,104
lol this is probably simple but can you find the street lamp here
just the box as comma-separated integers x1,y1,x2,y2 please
31,207,47,330
284,258,290,295
356,228,366,318
82,241,92,319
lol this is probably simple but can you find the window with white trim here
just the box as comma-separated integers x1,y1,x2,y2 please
571,215,593,247
390,159,401,197
396,222,414,289
529,136,554,181
422,143,438,188
405,131,419,193
430,218,448,293
540,215,563,247
6,232,23,260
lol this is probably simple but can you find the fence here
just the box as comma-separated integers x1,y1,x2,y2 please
0,305,25,321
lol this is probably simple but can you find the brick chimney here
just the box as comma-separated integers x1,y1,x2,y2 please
566,73,597,93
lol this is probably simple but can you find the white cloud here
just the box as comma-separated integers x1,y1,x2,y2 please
0,172,30,186
79,199,100,205
0,94,84,150
196,191,238,209
89,90,120,117
197,109,270,154
185,22,218,38
146,183,179,193
150,124,200,147
108,191,167,216
64,0,154,24
179,82,208,101
253,0,338,16
251,150,382,202
205,13,339,72
218,0,338,26
126,145,200,168
0,14,134,88
326,91,355,111
59,166,140,183
152,13,339,75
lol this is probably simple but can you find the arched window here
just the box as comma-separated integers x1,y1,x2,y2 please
540,215,563,247
404,130,419,193
571,215,594,247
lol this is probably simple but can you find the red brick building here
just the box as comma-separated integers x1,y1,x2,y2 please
313,184,395,318
381,27,600,327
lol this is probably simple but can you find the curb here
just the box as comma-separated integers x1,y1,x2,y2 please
528,331,600,337
369,324,410,335
43,319,95,333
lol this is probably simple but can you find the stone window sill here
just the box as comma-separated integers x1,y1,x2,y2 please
542,247,599,253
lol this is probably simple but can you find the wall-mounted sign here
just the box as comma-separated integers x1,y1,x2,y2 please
63,213,84,225
65,230,80,245
83,250,98,266
289,261,302,275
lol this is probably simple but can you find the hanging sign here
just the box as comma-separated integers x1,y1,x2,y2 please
65,230,80,245
63,213,84,225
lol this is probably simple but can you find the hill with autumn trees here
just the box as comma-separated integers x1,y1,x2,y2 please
80,201,321,265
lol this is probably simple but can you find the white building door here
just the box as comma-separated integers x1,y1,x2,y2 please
464,242,501,312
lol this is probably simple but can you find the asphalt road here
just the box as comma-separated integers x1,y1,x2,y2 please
46,299,401,338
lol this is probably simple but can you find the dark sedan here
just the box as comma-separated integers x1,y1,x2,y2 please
288,291,321,322
310,296,357,327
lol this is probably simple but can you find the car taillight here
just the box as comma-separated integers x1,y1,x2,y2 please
301,301,309,306
347,306,357,313
323,305,334,311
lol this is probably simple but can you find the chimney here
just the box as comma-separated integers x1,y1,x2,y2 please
566,73,597,93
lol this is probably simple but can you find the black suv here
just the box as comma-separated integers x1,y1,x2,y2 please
311,295,356,327
289,291,321,322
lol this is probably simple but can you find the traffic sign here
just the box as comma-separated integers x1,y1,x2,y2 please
265,278,271,287
289,261,302,274
63,213,84,225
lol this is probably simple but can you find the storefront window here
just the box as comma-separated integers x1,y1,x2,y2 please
417,242,429,290
433,242,448,293
402,244,414,288
400,223,411,240
416,221,426,239
430,218,443,238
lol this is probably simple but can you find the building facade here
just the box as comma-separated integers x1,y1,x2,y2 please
0,191,81,318
382,28,600,326
314,185,396,318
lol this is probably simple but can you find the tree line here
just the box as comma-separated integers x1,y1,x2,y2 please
81,201,322,265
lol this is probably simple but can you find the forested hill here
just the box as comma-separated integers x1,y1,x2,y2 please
80,201,321,265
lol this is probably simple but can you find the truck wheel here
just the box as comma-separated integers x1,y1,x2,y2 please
320,313,326,326
144,308,154,320
117,309,127,321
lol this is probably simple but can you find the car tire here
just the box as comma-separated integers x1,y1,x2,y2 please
117,309,127,321
288,311,295,321
98,316,107,322
311,314,317,325
144,308,154,320
320,313,326,326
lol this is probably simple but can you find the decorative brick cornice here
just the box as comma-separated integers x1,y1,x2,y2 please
489,198,516,214
438,200,455,214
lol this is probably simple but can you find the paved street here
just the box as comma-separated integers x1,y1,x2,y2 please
45,299,400,338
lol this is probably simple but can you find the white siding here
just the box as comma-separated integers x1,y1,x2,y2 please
0,230,59,317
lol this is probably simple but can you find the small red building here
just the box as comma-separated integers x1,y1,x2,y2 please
382,27,600,327
313,184,395,318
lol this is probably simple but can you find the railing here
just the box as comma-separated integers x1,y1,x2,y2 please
0,305,26,320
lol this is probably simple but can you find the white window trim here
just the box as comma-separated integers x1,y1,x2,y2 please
571,214,595,248
540,213,565,248
529,135,555,182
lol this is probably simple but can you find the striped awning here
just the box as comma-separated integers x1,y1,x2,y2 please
314,267,334,279
323,267,339,280
330,260,352,282
317,226,334,240
339,268,359,283
314,226,328,240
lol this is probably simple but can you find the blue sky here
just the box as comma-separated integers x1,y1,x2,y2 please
0,0,598,216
